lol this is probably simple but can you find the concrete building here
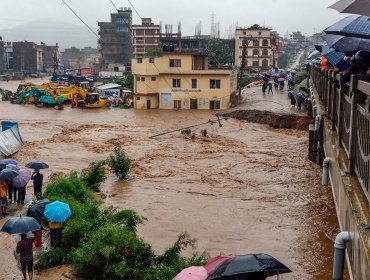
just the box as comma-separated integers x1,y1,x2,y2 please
132,50,237,110
0,37,4,73
98,7,132,70
132,18,160,58
13,41,43,73
235,25,279,72
4,42,13,71
37,42,59,72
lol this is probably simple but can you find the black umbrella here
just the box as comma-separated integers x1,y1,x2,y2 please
0,163,6,171
25,160,49,170
324,15,370,40
207,254,292,280
324,34,370,53
27,199,50,219
0,168,19,181
1,216,41,235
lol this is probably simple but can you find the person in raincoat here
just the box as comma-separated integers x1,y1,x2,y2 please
0,180,8,215
31,170,43,200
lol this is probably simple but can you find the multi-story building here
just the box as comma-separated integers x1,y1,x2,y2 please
4,42,13,71
98,7,132,70
235,25,279,72
37,42,59,72
132,18,160,58
61,47,84,68
132,50,237,110
13,41,43,73
0,37,4,73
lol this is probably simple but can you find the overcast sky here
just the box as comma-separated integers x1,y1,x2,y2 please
1,0,346,44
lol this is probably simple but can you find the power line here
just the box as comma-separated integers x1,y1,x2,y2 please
60,0,99,39
127,0,142,19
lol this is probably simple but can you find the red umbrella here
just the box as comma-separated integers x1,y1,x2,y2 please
204,255,234,274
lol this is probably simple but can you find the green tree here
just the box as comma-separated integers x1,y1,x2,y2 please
144,46,162,57
207,38,232,66
123,73,133,90
278,53,290,69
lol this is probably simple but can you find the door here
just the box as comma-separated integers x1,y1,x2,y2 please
174,100,181,110
146,99,151,109
190,99,198,109
210,100,220,110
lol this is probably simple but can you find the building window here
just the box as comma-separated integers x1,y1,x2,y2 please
117,18,126,23
253,61,259,67
262,49,268,56
151,77,156,81
113,66,119,71
149,58,155,63
262,39,269,46
262,59,269,67
253,40,259,47
117,26,128,32
141,77,145,82
253,49,259,56
136,77,140,81
172,79,181,88
137,96,141,100
210,79,221,89
192,79,197,89
169,59,181,68
161,93,171,106
258,32,262,35
243,31,246,35
137,58,143,63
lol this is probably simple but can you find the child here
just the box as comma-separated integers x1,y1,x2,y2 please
0,180,8,216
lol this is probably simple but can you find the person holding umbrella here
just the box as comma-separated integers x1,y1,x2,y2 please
31,169,43,200
16,233,37,280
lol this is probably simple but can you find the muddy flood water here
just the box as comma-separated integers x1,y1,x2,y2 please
0,80,348,280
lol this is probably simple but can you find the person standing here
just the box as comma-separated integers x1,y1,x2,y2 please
17,184,27,204
0,180,8,215
267,83,273,95
31,170,43,200
16,233,37,280
7,180,16,203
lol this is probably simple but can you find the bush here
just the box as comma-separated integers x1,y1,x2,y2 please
299,86,308,93
42,172,92,203
81,160,106,191
35,247,69,270
294,71,308,85
107,144,131,180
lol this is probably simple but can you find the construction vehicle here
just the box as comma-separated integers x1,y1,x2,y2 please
71,92,111,109
16,88,64,110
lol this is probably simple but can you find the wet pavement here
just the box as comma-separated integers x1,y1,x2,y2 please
0,78,347,279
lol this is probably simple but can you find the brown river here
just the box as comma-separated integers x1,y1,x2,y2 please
0,79,348,280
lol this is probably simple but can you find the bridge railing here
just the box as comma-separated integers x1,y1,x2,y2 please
311,67,370,203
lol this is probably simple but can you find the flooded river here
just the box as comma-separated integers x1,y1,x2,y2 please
0,80,347,279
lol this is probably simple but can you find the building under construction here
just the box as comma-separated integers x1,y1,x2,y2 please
98,7,132,71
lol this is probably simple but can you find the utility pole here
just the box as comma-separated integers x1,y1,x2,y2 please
53,51,58,76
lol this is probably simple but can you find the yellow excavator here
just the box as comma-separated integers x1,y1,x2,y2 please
39,83,110,108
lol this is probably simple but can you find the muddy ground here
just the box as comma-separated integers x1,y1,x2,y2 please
0,79,347,280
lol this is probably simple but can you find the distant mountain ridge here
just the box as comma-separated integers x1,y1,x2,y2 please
0,20,98,49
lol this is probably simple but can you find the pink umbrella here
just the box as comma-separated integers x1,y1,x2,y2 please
204,254,234,274
173,266,208,280
12,169,32,188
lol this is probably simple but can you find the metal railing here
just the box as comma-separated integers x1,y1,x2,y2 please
311,67,370,202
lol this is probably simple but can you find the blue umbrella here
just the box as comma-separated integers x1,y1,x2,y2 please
1,159,18,165
1,216,41,235
323,49,349,70
324,34,370,53
44,200,72,223
325,15,370,40
6,164,20,171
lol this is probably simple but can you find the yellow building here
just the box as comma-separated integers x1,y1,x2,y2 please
235,25,278,71
131,51,237,110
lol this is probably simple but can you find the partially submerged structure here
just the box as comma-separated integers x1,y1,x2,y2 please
0,121,23,157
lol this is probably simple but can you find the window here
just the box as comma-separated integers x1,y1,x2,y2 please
149,58,155,63
169,59,181,68
253,49,259,56
172,79,181,88
192,79,197,89
136,77,140,81
252,61,259,67
210,79,221,89
262,49,268,56
151,77,156,81
161,93,171,106
262,59,269,67
137,58,143,63
137,96,140,100
258,31,262,35
262,39,269,46
117,18,125,23
243,31,246,35
113,66,119,72
117,26,128,32
141,77,145,82
253,40,259,47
